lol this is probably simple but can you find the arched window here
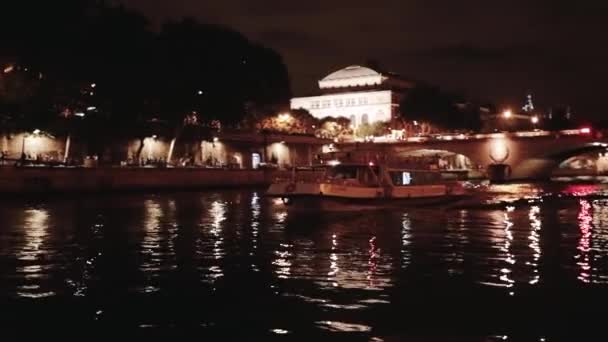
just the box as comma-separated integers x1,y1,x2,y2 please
361,113,369,125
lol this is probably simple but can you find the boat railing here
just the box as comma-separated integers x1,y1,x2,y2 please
324,178,379,188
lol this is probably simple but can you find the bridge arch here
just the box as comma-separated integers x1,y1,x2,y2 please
388,148,482,178
511,142,608,180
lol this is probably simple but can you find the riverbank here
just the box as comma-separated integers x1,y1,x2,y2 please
0,167,264,194
0,166,327,194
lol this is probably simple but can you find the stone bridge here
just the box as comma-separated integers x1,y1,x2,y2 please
336,130,608,180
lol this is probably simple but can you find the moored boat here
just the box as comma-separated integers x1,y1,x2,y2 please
266,161,469,210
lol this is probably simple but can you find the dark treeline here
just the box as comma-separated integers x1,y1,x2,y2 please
0,0,290,153
399,85,483,132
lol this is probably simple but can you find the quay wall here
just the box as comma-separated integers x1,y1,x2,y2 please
0,167,268,194
0,167,325,194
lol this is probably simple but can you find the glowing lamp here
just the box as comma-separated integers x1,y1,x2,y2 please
531,116,539,124
490,139,510,163
503,110,512,119
33,129,41,135
368,161,374,166
580,127,591,134
213,137,219,143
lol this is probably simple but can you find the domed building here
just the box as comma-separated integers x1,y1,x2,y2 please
290,65,414,128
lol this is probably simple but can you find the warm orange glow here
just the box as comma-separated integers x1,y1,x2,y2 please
503,109,512,119
277,113,292,123
531,116,539,124
490,138,509,163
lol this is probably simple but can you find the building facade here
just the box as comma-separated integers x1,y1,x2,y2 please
290,65,414,128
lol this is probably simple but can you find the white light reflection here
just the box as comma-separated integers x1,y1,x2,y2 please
527,206,542,285
271,329,290,335
316,320,372,332
207,200,226,282
368,236,379,288
16,208,54,298
71,219,104,297
273,243,293,279
250,192,261,272
327,234,340,287
401,213,412,270
140,199,164,293
576,200,592,283
500,206,516,289
444,210,469,275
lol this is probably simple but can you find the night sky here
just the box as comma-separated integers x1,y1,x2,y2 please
120,0,608,119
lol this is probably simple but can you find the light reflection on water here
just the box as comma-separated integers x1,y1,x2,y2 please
576,200,592,283
2,183,608,336
200,199,227,284
15,208,54,298
528,205,542,285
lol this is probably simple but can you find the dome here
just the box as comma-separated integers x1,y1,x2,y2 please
319,65,386,89
321,65,380,81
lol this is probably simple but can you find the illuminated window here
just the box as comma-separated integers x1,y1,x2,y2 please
402,172,412,185
252,153,261,169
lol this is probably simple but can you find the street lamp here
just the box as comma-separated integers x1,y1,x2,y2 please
531,115,539,125
503,109,512,119
278,113,292,123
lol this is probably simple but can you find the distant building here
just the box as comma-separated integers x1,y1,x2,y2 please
290,65,414,128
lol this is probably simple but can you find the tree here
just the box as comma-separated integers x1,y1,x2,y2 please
0,1,292,163
315,117,352,140
258,109,317,134
355,121,390,138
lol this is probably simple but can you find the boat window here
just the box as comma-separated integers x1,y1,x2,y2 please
389,171,441,185
326,165,379,185
402,172,412,185
358,166,380,185
327,166,358,180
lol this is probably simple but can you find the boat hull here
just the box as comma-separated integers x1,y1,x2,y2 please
275,194,469,212
265,181,321,197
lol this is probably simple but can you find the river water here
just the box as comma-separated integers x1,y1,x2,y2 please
2,182,608,340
